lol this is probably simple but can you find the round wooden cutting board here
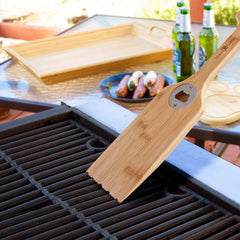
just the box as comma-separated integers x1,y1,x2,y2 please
200,81,240,125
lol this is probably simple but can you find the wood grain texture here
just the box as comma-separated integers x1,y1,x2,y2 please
200,81,240,124
87,11,240,202
88,83,204,202
2,22,172,85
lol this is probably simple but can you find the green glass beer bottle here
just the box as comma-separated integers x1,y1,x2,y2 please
199,3,218,68
172,0,185,73
176,7,195,82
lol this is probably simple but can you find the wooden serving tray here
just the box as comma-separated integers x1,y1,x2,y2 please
200,81,240,125
3,23,172,85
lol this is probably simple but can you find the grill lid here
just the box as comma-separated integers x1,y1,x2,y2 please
0,106,239,239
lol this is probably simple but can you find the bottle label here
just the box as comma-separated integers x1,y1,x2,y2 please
180,14,191,32
176,49,181,77
203,10,215,28
199,45,206,68
176,7,181,24
172,40,177,65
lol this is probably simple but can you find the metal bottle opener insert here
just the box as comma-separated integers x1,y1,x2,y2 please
169,83,197,109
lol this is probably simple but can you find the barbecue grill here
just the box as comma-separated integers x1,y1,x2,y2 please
0,105,239,239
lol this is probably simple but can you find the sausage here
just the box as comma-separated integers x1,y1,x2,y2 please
133,74,147,99
116,75,131,98
143,71,157,89
128,71,143,91
149,74,165,97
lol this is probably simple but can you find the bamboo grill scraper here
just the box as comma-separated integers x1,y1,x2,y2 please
88,11,240,203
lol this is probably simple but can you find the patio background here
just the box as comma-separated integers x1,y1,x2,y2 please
0,0,142,29
0,0,239,27
0,0,239,166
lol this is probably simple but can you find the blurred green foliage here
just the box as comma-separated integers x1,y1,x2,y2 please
213,0,240,25
137,0,177,21
137,0,240,25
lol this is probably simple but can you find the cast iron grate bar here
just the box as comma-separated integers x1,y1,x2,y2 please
1,124,84,153
146,211,227,240
46,172,90,192
108,201,216,237
0,107,239,239
96,195,196,228
0,183,35,202
87,192,175,221
25,146,96,174
0,120,73,147
0,205,62,229
228,232,240,240
204,222,240,240
0,196,51,221
20,141,92,170
1,208,69,237
173,215,240,240
4,130,89,157
0,176,29,191
0,119,115,240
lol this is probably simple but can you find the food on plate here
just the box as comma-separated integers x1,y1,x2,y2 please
115,71,167,99
149,74,166,97
143,71,157,89
116,74,131,98
128,71,143,91
133,75,147,99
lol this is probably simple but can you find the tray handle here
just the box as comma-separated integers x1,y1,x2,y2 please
149,26,167,37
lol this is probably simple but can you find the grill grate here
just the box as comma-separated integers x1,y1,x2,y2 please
0,106,239,239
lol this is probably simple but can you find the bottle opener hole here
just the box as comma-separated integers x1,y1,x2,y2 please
169,83,197,109
175,90,190,103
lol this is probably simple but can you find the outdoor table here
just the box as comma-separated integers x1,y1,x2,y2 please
0,14,239,145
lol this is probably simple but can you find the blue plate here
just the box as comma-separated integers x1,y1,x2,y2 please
99,72,174,102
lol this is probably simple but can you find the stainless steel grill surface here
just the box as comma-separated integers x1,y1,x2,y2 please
0,106,239,240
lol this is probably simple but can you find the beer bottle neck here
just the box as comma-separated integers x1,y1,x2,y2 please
180,13,191,32
203,9,215,28
176,6,182,24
